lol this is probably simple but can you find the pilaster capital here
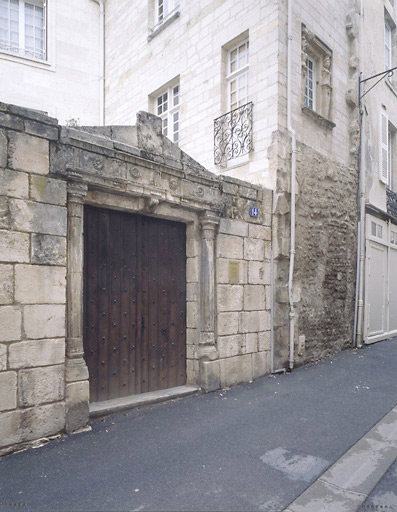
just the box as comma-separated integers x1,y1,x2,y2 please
67,181,88,204
199,210,220,240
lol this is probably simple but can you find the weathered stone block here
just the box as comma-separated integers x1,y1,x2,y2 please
258,331,271,352
0,306,21,342
244,333,258,353
0,130,6,168
9,338,65,369
24,305,65,339
244,238,265,261
20,402,65,442
248,224,271,240
0,343,6,370
30,175,67,206
217,312,239,336
239,310,267,333
15,265,66,304
187,283,198,301
65,381,89,433
186,238,199,258
252,351,271,380
0,372,17,411
18,365,64,407
248,261,270,285
186,359,199,386
219,354,253,388
0,112,23,131
0,264,13,304
8,199,67,236
186,257,199,283
0,169,28,198
244,285,266,311
216,234,243,259
186,328,198,345
217,334,242,358
219,219,248,237
0,230,29,263
24,120,59,141
217,258,247,284
31,234,67,266
0,410,22,448
9,133,49,175
200,360,220,393
218,285,243,311
186,301,198,329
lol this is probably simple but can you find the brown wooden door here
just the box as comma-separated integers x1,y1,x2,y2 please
83,206,186,402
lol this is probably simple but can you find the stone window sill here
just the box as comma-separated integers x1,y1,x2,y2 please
301,105,336,130
148,11,180,42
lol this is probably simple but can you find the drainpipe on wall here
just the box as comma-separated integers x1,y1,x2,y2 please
91,0,105,125
287,0,297,370
355,0,365,348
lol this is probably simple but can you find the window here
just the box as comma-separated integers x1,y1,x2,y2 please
156,83,180,144
301,24,333,125
227,39,249,111
0,0,46,60
385,21,392,72
304,57,315,110
380,109,395,186
156,0,179,26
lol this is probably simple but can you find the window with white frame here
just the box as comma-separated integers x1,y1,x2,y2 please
227,39,249,111
156,0,179,26
385,21,392,72
304,57,315,110
380,109,396,187
0,0,46,60
156,83,180,144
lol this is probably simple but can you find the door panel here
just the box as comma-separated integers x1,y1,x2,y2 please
367,241,387,337
83,206,186,402
389,248,397,332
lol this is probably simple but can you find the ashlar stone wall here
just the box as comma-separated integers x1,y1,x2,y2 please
0,104,273,454
0,105,67,454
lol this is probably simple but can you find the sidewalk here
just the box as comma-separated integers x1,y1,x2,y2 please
0,338,396,512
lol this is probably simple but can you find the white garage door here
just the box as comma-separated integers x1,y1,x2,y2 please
365,216,397,343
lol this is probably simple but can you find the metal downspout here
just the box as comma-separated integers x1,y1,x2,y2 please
287,0,297,370
356,0,365,348
91,0,105,125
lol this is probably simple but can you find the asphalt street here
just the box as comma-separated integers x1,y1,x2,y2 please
1,338,397,512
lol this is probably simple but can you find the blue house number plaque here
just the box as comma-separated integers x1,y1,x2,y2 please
249,207,259,218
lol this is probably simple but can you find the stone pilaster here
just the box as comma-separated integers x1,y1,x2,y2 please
65,180,89,433
198,211,220,392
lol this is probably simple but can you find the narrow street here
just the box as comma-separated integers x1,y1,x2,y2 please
0,338,396,512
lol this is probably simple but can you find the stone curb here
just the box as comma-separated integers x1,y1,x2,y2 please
89,385,200,418
283,405,397,512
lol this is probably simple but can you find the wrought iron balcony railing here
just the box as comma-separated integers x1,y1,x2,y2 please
214,102,253,165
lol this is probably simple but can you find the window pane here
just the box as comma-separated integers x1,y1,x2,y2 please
371,222,377,236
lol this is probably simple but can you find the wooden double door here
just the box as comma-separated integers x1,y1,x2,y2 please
83,206,186,403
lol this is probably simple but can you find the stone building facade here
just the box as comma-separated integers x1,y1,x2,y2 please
104,0,360,367
0,0,101,124
0,103,272,454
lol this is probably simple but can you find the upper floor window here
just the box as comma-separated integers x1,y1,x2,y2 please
227,39,249,111
301,24,334,127
0,0,46,60
385,21,392,72
304,56,315,110
157,0,179,26
156,83,180,144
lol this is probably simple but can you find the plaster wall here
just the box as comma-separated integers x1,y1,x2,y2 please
0,0,101,125
362,0,397,212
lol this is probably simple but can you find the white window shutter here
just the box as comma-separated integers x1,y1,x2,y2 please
380,110,389,184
